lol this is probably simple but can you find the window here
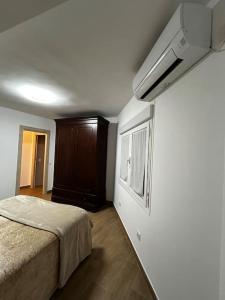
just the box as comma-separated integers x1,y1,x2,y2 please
120,120,153,210
120,134,130,182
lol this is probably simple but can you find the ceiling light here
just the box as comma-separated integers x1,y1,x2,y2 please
16,84,61,104
2,81,72,106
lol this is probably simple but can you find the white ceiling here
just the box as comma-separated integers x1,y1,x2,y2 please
0,0,69,33
0,0,210,119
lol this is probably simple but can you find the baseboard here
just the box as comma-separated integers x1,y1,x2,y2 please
46,190,52,194
114,204,158,300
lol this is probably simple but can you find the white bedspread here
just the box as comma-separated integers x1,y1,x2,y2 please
0,195,92,288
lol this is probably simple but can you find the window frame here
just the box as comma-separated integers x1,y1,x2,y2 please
119,119,153,212
119,133,130,184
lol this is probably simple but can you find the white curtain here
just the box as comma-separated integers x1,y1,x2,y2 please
130,128,147,197
120,134,130,181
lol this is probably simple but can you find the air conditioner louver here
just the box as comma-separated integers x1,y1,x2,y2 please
140,58,182,99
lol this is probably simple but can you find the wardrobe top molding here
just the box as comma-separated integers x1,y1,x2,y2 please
55,116,109,126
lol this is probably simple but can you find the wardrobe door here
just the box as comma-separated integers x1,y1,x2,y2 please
73,124,97,194
54,124,75,188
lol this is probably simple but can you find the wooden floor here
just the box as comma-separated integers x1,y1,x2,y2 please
19,186,52,201
20,189,154,300
52,207,154,300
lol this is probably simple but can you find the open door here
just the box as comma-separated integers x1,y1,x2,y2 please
16,126,50,196
34,135,46,187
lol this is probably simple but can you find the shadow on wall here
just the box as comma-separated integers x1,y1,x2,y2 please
106,122,118,202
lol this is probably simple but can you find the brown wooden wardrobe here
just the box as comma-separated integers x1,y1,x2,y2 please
52,116,109,211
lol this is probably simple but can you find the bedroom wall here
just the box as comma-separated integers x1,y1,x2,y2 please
0,107,55,199
210,0,225,50
106,121,118,202
114,49,225,300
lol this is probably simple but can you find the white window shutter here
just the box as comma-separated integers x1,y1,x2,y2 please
130,128,147,197
120,134,130,182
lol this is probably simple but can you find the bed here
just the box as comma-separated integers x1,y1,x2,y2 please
0,195,92,300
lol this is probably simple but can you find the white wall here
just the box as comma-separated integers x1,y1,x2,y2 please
106,121,118,201
210,0,225,50
114,49,225,300
0,107,55,199
220,175,225,300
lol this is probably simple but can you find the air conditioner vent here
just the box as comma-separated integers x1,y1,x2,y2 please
140,58,182,100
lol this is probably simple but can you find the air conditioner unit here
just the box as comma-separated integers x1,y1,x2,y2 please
133,3,212,102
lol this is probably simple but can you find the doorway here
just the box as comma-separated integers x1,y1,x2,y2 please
16,126,50,198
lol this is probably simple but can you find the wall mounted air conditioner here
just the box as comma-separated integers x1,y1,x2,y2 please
133,3,212,102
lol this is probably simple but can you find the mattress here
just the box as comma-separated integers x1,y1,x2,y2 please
0,216,59,300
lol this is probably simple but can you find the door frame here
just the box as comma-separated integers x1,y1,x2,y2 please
16,126,51,195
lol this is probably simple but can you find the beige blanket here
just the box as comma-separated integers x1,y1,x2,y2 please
0,195,92,288
0,216,59,300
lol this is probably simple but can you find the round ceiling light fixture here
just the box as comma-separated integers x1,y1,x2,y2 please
2,80,72,106
16,83,62,105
